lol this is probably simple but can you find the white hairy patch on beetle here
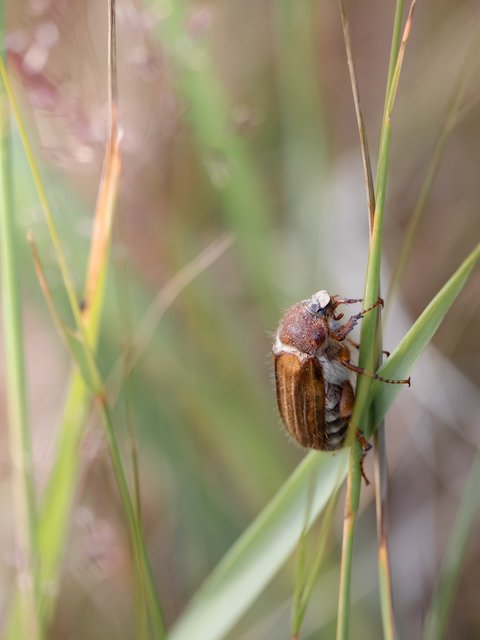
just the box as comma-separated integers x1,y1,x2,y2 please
273,335,353,387
311,290,330,309
317,354,350,386
272,335,308,361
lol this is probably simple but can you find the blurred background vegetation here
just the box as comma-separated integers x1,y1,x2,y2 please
1,0,479,638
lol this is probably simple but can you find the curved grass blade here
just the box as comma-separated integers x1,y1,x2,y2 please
387,33,479,305
290,490,340,638
169,451,349,640
169,239,479,640
151,1,276,313
369,241,480,432
0,23,42,639
423,451,480,640
27,237,166,638
337,4,415,639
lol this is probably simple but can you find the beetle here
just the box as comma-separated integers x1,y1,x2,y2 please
272,290,410,458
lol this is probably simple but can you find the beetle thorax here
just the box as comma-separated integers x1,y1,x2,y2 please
274,302,329,358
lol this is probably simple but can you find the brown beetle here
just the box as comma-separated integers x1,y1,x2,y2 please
273,290,410,453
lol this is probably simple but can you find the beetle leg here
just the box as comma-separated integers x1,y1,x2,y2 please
332,298,384,341
347,339,390,358
332,296,364,307
340,358,411,386
338,380,354,420
356,430,372,485
336,383,370,484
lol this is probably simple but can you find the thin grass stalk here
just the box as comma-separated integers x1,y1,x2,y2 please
367,0,412,634
154,1,276,315
291,490,339,638
338,0,375,225
0,0,159,633
374,427,395,640
338,2,398,636
375,27,478,638
27,248,153,631
291,530,307,640
29,240,166,637
290,477,316,639
94,4,151,636
114,272,148,639
107,234,234,397
0,41,42,640
387,34,479,305
336,455,362,640
0,58,85,334
336,4,415,638
423,451,480,640
336,4,379,638
376,0,405,196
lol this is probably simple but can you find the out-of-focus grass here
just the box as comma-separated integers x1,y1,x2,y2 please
0,12,42,639
1,1,480,639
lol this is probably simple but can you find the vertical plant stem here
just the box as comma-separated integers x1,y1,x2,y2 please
0,27,42,640
374,428,395,640
336,6,375,637
423,451,480,640
29,237,166,638
291,488,339,637
2,0,163,635
336,451,362,640
338,0,375,225
336,3,415,638
376,0,405,196
387,34,479,305
370,2,413,637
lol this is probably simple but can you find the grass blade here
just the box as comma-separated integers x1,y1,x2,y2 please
374,427,396,640
423,451,480,640
336,4,415,639
387,33,479,304
338,0,375,225
169,238,479,640
151,1,276,313
337,7,398,634
169,451,348,640
370,242,480,431
0,29,42,640
28,235,166,637
291,490,340,638
1,1,142,635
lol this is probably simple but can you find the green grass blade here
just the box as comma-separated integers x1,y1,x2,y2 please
0,44,42,640
423,452,480,640
370,242,480,432
2,3,129,633
337,4,415,638
169,451,348,640
338,1,398,636
358,0,416,387
151,0,276,312
374,427,396,640
291,490,339,637
29,238,166,637
387,32,479,304
338,0,375,224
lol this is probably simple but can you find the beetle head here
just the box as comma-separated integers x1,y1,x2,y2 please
303,290,331,317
